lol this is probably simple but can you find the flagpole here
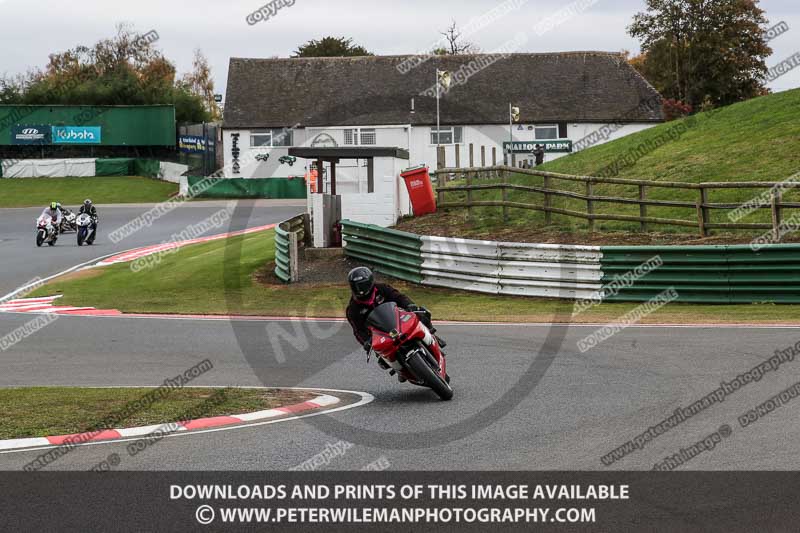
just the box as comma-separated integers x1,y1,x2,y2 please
436,69,441,150
508,102,513,165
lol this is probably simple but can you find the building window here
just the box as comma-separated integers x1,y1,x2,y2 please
534,125,559,140
344,128,377,146
272,128,292,146
430,126,463,145
250,131,272,147
250,128,293,147
359,128,376,145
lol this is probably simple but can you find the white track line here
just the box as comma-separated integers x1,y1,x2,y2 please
0,387,374,455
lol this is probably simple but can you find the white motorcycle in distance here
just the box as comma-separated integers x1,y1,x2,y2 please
60,209,77,233
76,213,97,246
35,215,58,247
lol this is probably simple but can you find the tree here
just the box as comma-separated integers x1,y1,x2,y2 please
434,21,480,55
0,73,25,103
293,37,372,57
628,0,771,109
180,49,221,121
9,23,210,122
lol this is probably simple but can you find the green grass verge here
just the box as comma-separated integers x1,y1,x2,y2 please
0,176,178,208
0,387,316,439
437,88,800,236
29,229,800,324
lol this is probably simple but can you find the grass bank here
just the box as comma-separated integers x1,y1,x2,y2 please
425,89,800,240
0,387,315,439
29,229,800,325
0,176,178,208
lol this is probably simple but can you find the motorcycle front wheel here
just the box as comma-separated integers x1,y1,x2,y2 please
36,230,45,247
405,346,453,401
77,228,86,246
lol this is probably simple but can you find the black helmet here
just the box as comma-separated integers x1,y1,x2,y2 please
83,199,92,209
348,267,374,300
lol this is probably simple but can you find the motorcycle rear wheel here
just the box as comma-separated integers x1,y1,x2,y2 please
405,345,453,401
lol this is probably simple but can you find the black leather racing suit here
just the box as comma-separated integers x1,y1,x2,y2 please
346,283,433,347
78,204,99,230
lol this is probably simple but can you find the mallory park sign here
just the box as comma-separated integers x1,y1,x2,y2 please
503,140,573,153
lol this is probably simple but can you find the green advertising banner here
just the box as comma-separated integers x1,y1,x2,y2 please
503,140,573,153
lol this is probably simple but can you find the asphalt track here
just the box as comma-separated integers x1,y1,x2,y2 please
1,202,800,471
0,200,305,296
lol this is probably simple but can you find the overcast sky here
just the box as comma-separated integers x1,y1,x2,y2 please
1,0,797,98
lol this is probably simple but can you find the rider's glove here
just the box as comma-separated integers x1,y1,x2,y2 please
407,304,420,312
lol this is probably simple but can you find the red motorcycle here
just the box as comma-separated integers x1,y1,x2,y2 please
367,302,453,401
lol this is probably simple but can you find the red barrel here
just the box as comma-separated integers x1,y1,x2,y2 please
400,165,437,216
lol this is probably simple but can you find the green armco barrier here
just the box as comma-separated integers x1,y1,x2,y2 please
601,244,800,303
273,214,308,283
274,226,291,283
341,220,423,283
187,176,307,199
339,224,800,303
94,158,135,176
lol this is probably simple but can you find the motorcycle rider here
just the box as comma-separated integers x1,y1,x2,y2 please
78,198,98,225
346,266,446,382
40,202,63,234
77,198,99,244
54,202,74,232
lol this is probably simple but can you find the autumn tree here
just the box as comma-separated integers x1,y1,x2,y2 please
7,23,210,122
628,0,771,108
180,49,221,121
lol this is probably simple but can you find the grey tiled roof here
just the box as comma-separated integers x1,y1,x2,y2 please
223,52,664,128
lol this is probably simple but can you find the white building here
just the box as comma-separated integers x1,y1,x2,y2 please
222,52,664,230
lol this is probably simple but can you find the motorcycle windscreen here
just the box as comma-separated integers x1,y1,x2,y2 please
366,302,398,333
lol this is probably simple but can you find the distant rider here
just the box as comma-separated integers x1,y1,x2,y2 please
40,202,63,234
345,267,446,381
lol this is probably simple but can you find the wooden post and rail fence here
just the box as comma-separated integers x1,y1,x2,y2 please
431,163,800,238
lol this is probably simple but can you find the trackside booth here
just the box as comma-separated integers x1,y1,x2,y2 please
287,147,412,248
